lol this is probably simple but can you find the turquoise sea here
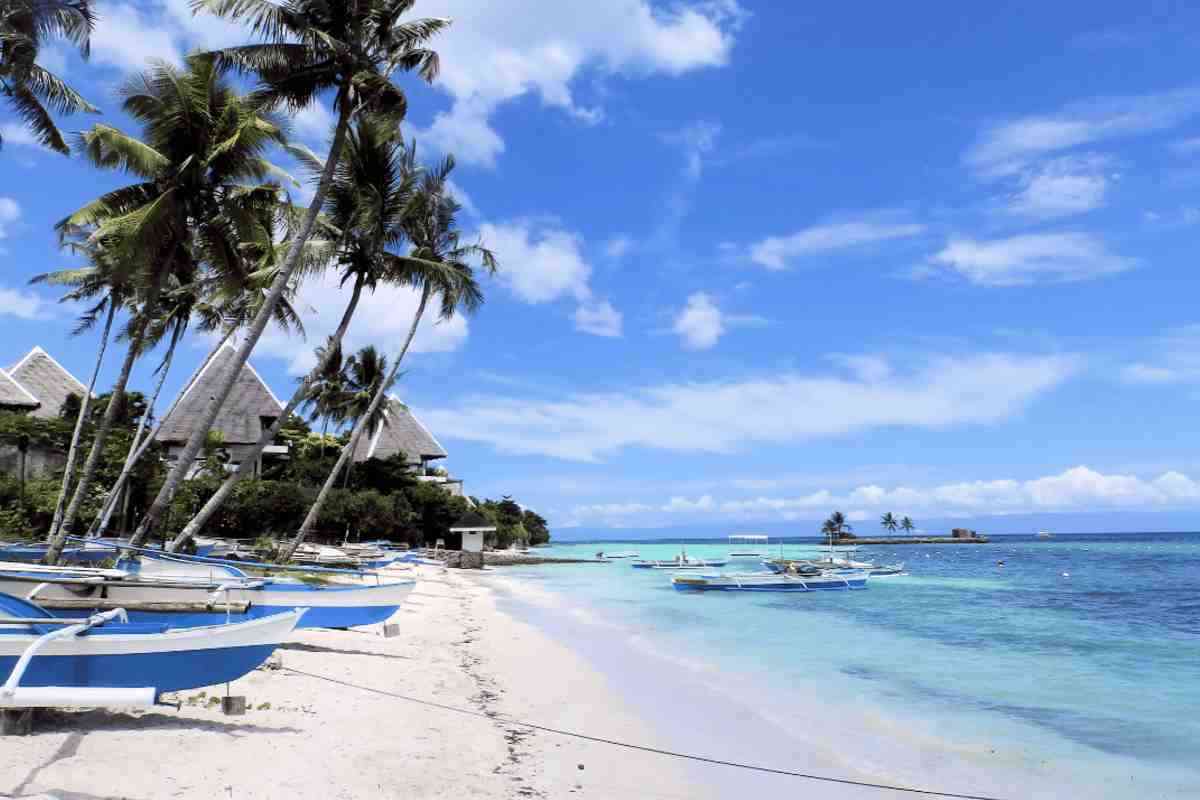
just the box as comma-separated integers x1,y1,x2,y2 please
489,533,1200,800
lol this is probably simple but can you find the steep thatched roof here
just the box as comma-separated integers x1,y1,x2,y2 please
157,343,283,445
450,510,495,531
7,347,88,419
351,396,447,465
0,369,39,410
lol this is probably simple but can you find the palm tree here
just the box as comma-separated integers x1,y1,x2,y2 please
138,0,451,546
900,516,915,535
31,239,135,541
338,345,395,467
881,512,898,535
279,158,495,562
43,56,289,562
0,0,98,153
823,511,852,544
300,340,350,452
165,121,425,549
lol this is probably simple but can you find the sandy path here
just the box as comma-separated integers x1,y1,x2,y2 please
0,566,702,800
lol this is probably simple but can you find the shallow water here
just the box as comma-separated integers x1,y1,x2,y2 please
491,533,1200,799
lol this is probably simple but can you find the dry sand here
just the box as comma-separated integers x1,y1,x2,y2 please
0,565,707,800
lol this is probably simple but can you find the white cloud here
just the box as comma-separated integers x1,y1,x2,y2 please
420,352,1078,462
0,197,20,241
417,1,742,166
91,3,182,71
929,233,1133,287
1006,154,1112,219
0,286,51,320
289,102,335,142
569,466,1200,524
481,221,591,304
750,220,925,270
251,270,469,375
0,124,41,149
673,292,724,350
479,220,619,337
1120,324,1200,384
965,88,1200,178
574,300,623,338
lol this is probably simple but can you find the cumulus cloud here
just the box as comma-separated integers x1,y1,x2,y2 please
673,292,724,350
0,286,51,320
413,1,742,166
569,466,1200,524
250,270,469,375
928,232,1134,287
420,352,1078,462
574,300,623,338
604,235,633,259
91,3,183,70
479,220,621,337
750,219,925,270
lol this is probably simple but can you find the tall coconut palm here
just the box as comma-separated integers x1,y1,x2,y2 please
881,512,898,535
824,511,851,543
0,0,97,153
279,158,494,562
31,241,133,539
138,0,451,546
43,56,290,562
900,516,915,535
338,344,395,466
166,119,432,549
300,340,350,450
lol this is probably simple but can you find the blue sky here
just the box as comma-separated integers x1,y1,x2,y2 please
6,1,1200,536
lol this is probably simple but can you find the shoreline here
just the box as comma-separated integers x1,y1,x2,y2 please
0,565,700,799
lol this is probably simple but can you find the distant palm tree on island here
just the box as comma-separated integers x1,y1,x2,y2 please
881,512,899,535
822,511,853,544
901,516,915,535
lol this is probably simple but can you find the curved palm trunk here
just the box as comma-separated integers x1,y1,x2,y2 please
85,325,191,539
44,284,162,564
130,96,353,548
47,300,116,541
167,275,366,551
280,286,430,562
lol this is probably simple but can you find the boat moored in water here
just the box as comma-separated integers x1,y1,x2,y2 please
672,571,870,592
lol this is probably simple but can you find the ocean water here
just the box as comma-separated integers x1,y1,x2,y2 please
489,533,1200,800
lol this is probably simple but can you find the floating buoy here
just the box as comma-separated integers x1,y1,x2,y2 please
997,560,1005,566
1061,572,1070,578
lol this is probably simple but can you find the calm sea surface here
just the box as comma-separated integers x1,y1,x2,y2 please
490,533,1200,799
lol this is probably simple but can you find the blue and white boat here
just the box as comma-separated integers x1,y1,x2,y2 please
0,556,414,630
763,557,906,577
671,571,870,592
1,592,304,708
631,548,728,570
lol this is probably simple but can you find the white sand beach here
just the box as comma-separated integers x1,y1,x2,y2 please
0,565,706,800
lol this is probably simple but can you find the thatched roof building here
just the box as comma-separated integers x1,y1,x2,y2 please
351,396,447,467
2,347,87,418
158,343,283,447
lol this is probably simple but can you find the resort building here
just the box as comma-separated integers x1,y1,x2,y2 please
351,395,464,496
0,347,89,477
156,343,287,478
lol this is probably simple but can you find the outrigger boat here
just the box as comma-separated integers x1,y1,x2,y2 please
763,557,905,577
672,570,870,592
631,549,728,570
595,551,639,559
0,539,118,565
1,592,304,708
727,534,769,558
0,554,413,630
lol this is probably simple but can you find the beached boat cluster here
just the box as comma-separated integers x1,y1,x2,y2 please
0,541,420,714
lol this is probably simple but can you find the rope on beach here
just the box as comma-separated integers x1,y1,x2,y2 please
279,666,1010,800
